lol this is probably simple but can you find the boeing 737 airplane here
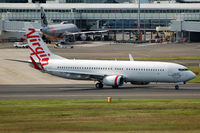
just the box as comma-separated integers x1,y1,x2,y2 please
40,7,108,43
25,23,196,90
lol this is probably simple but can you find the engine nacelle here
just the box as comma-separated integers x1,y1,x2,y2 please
131,81,150,85
80,34,87,41
103,75,124,87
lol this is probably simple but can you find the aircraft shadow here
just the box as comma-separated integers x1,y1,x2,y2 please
5,59,30,64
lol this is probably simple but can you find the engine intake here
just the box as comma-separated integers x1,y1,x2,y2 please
103,75,124,87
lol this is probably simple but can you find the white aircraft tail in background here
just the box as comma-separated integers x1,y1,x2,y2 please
39,6,108,43
25,23,196,90
40,6,48,28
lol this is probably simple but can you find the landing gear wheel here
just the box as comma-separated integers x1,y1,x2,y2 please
175,85,179,90
95,82,103,89
112,85,119,89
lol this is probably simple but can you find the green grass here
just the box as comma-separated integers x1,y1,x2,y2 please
98,56,200,60
0,99,200,133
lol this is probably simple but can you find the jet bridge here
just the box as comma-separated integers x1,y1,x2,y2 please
0,20,40,41
170,20,200,42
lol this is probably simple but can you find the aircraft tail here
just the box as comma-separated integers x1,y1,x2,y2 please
25,22,65,70
40,6,48,27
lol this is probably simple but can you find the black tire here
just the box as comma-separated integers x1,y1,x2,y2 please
112,85,119,89
99,83,103,88
175,85,179,90
95,83,99,88
95,83,103,89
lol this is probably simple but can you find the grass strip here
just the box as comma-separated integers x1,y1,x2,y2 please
0,99,200,132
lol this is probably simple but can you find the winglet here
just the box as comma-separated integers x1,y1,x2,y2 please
129,54,134,61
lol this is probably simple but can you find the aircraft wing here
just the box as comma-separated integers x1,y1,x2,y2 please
3,29,41,33
65,30,109,36
3,29,25,33
51,70,105,80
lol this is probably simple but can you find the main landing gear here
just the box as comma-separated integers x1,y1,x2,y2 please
112,85,119,89
95,82,103,89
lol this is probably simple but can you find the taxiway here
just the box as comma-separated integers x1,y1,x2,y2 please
0,84,199,99
0,42,199,99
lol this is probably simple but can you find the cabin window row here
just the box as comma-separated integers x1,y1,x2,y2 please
1,9,200,14
57,66,113,70
57,66,165,72
77,9,200,14
126,68,165,71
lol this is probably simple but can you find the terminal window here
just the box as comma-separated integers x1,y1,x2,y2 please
65,0,83,3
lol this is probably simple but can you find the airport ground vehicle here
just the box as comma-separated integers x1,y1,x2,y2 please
13,42,28,48
54,43,73,49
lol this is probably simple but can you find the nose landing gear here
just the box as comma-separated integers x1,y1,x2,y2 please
175,82,185,90
175,85,179,90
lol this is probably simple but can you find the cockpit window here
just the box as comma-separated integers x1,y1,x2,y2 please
178,68,188,71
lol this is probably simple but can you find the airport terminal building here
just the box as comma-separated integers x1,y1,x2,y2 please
1,2,200,42
0,3,200,30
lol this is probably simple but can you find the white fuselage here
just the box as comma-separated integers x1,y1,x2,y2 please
45,59,195,83
25,23,196,89
41,24,79,38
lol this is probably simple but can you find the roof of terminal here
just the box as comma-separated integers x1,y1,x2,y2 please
0,3,200,10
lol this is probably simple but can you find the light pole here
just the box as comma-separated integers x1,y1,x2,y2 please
137,0,141,40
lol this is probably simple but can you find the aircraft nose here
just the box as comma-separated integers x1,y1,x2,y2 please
41,27,48,33
187,71,196,81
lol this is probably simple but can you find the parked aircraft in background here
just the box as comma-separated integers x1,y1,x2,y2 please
40,7,108,44
25,23,196,90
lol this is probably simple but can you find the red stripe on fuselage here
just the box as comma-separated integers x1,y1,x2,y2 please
114,75,119,87
50,26,56,33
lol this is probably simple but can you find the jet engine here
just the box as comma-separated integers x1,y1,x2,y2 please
131,81,150,85
103,75,124,87
80,34,87,41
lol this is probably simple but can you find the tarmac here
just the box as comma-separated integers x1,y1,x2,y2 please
0,83,200,99
0,41,199,99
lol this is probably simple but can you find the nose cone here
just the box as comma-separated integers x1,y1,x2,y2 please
41,27,48,33
187,71,196,81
